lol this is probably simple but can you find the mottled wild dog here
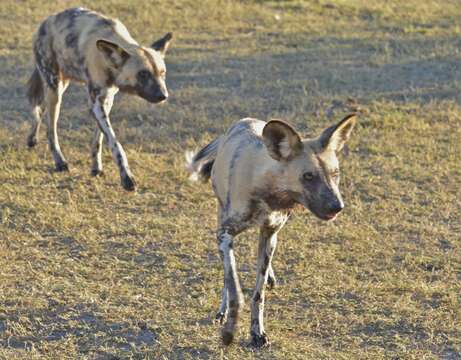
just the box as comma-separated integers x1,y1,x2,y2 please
27,7,173,190
186,114,357,347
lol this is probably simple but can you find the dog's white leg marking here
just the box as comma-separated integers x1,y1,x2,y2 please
46,80,69,171
249,226,276,347
215,205,229,324
250,214,287,348
267,263,276,290
90,128,104,176
27,105,43,148
216,273,229,324
217,228,244,345
90,87,136,190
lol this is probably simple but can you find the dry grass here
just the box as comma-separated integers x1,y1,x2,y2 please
0,0,460,359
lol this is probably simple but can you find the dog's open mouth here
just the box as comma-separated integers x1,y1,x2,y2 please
305,202,339,221
324,212,338,221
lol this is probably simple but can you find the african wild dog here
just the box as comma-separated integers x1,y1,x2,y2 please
26,7,173,190
186,114,357,347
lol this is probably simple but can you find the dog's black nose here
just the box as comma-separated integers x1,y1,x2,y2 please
156,93,167,102
323,200,344,220
329,201,344,214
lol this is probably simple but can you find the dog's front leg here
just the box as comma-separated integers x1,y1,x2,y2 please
90,128,104,176
215,274,228,324
217,228,244,345
249,224,280,348
89,86,136,191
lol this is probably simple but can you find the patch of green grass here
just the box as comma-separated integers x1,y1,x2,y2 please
0,0,460,358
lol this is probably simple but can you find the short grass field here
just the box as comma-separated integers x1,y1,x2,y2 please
1,0,460,359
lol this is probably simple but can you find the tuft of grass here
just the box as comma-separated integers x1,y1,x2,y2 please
0,0,460,358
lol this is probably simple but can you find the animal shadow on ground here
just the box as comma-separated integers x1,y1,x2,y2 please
0,302,157,357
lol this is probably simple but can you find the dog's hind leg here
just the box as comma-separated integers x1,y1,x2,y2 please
45,79,70,171
28,105,44,148
26,68,46,148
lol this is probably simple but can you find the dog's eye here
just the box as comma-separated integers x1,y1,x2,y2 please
332,169,340,178
303,172,314,181
137,70,151,81
159,69,166,77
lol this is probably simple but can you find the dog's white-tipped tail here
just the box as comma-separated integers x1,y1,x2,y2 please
184,137,221,183
185,149,200,181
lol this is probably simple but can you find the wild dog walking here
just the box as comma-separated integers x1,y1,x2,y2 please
27,7,173,190
186,114,357,347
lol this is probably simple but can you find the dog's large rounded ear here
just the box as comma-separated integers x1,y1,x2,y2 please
151,32,173,58
263,120,303,161
96,39,130,68
319,113,357,153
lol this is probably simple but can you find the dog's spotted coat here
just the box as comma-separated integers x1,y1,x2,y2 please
27,7,173,190
187,114,357,347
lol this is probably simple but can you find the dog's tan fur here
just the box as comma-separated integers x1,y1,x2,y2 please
187,114,357,347
27,7,172,190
